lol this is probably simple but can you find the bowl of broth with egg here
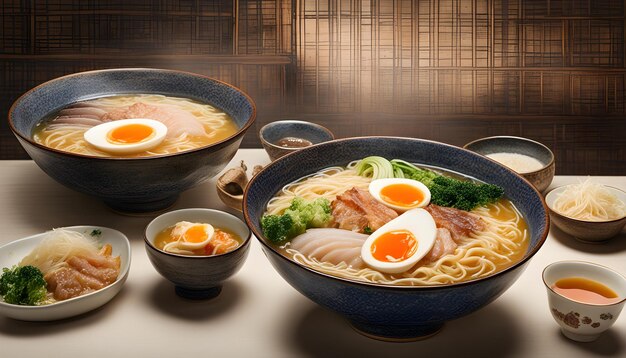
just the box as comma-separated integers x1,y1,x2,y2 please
244,136,549,341
9,68,256,213
144,208,251,299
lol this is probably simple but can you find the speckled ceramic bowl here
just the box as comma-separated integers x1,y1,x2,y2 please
464,136,555,193
144,208,251,299
259,120,334,161
244,137,549,341
545,185,626,243
9,68,256,213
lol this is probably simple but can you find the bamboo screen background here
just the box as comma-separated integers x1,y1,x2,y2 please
1,0,625,175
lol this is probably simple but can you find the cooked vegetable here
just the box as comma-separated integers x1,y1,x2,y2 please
354,157,504,211
0,265,48,305
428,176,504,211
261,197,333,243
354,156,396,179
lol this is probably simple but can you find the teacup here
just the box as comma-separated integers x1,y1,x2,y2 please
542,261,626,342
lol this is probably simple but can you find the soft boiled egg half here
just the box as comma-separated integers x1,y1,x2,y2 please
361,208,437,274
369,178,431,212
163,221,215,253
84,118,167,154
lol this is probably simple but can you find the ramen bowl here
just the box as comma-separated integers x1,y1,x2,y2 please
244,136,549,341
464,136,555,193
144,208,251,300
8,68,256,213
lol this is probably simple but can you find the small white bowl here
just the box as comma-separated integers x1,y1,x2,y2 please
542,261,626,342
0,226,131,321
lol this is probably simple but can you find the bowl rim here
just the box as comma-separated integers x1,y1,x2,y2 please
463,135,555,175
542,260,626,307
244,135,550,290
143,208,252,259
259,119,335,152
545,184,626,224
0,225,131,311
8,67,257,161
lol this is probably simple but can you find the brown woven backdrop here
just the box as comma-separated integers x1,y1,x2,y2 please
1,0,625,175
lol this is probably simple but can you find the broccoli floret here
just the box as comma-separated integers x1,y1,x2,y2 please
0,265,48,306
261,197,333,244
286,197,332,229
429,176,504,211
261,214,296,244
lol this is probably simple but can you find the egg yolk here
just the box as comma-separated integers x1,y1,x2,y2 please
371,230,418,263
182,225,209,243
380,183,424,207
108,123,154,144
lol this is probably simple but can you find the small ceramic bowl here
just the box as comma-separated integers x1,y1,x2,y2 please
545,185,626,243
0,226,131,321
259,120,334,161
464,136,555,192
543,261,626,342
144,208,251,299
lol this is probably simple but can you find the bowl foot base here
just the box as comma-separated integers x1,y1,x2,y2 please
561,328,600,342
349,320,443,342
175,285,222,300
104,195,179,215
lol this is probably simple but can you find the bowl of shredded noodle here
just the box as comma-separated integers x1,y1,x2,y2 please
244,136,550,341
546,179,626,242
9,68,256,213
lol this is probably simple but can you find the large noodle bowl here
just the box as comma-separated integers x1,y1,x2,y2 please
265,163,529,286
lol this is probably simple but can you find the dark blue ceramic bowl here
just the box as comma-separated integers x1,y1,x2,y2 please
244,137,549,341
9,68,256,213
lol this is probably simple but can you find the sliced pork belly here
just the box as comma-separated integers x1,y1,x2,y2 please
331,187,398,233
290,228,368,269
424,204,485,243
101,102,206,138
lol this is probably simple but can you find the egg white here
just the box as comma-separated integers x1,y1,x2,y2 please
368,178,431,212
361,208,437,274
163,221,215,253
83,118,167,154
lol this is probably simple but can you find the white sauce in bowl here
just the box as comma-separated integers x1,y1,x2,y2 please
486,152,544,173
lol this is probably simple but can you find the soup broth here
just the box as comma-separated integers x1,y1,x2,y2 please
552,277,620,305
33,94,239,158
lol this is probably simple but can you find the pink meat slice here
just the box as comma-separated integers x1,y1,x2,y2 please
44,245,120,301
101,102,206,138
424,204,485,243
331,187,398,233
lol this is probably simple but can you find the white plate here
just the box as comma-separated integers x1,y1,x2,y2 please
0,226,131,321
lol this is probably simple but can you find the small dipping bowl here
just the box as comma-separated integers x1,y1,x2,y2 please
543,261,626,342
464,136,555,192
545,185,626,243
144,208,251,299
259,120,334,161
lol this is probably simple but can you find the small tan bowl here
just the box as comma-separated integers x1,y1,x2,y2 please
545,185,626,243
464,136,555,193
